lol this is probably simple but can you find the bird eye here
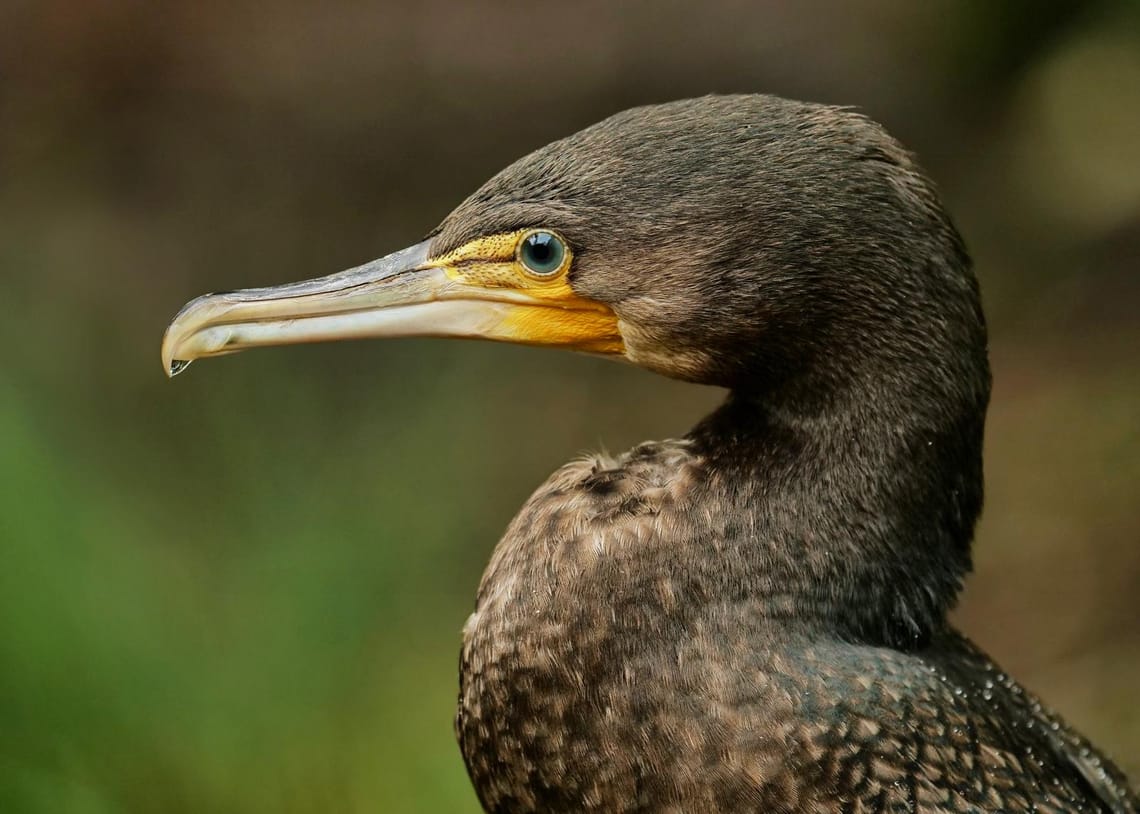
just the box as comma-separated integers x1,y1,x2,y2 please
517,230,568,277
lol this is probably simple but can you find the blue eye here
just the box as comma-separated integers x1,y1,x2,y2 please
518,231,567,276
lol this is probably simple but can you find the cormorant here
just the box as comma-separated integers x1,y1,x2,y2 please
162,95,1138,813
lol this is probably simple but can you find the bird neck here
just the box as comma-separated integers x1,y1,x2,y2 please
686,377,985,649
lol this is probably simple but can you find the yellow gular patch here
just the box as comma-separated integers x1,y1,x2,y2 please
500,304,625,354
427,230,625,354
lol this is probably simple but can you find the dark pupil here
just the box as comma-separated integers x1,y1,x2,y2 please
523,232,563,273
529,239,552,264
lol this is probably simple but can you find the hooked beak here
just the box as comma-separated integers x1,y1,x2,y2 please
161,239,623,377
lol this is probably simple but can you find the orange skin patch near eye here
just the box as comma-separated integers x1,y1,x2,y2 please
427,230,625,354
500,305,625,354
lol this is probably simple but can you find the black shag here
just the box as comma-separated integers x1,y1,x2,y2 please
162,95,1138,813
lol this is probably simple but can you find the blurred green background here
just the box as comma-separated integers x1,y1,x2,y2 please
2,1,1138,811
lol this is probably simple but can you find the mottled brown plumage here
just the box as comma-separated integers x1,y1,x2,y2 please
458,440,1134,812
447,96,1138,812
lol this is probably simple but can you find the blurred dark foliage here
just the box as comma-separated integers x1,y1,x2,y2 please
1,1,1138,811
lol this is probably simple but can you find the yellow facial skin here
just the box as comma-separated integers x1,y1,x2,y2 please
161,228,624,376
427,229,624,355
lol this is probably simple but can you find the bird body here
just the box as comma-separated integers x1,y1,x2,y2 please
163,95,1138,812
457,437,1131,812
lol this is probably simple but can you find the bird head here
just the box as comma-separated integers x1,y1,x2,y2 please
163,95,987,423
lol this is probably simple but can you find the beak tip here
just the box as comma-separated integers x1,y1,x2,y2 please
161,324,187,378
